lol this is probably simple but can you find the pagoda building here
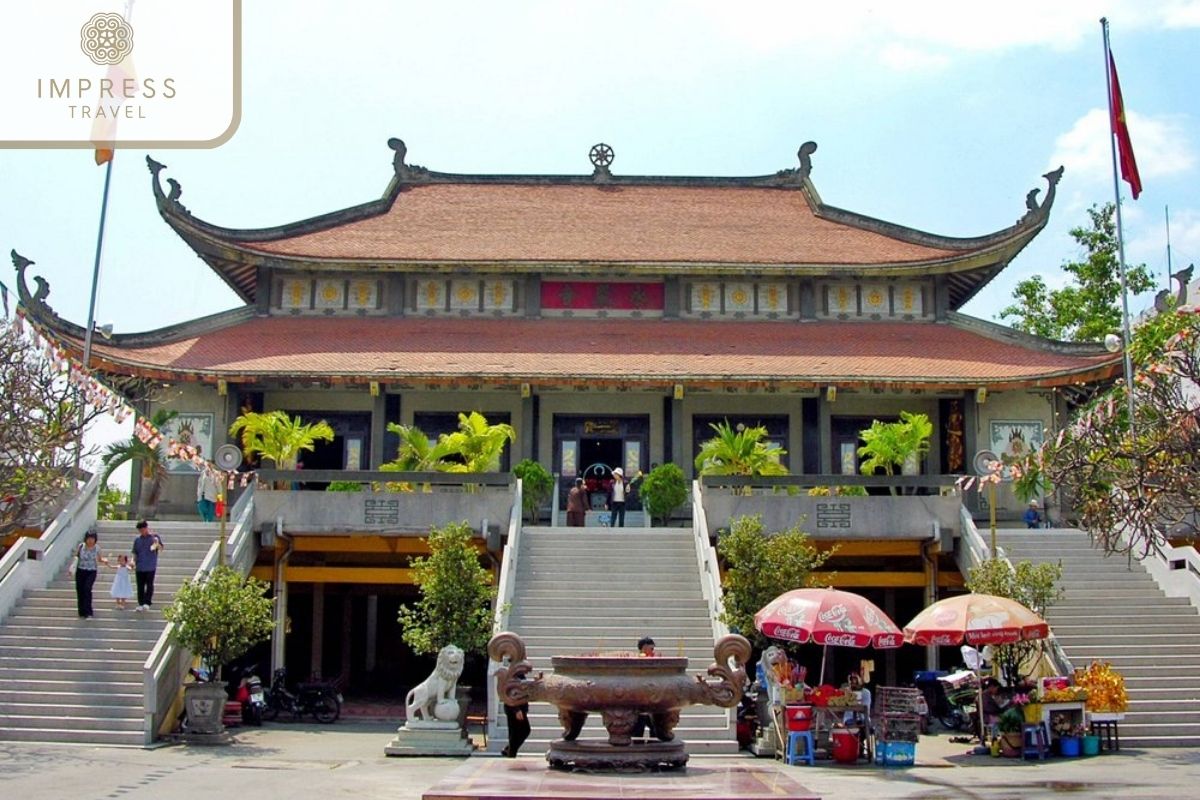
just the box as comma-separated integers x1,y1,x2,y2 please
16,139,1115,507
12,140,1119,686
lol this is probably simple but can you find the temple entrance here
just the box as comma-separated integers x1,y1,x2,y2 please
552,414,649,515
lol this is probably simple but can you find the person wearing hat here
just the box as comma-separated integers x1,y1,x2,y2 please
1023,500,1043,529
71,526,110,619
604,466,647,528
606,467,629,528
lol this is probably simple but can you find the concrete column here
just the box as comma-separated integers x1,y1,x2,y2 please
365,594,378,672
311,583,325,679
370,393,387,468
883,589,898,684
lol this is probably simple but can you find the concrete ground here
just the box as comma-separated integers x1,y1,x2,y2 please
2,722,1198,800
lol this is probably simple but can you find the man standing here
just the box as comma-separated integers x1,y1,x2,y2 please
196,456,220,522
131,520,165,612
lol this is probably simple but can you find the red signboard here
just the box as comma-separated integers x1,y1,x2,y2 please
540,281,664,311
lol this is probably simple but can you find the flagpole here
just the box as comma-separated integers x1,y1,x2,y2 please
75,156,115,471
1101,17,1137,424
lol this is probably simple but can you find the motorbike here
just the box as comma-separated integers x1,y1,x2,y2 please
262,667,342,724
935,669,982,735
237,669,266,726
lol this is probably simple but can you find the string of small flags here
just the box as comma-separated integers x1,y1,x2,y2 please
11,306,257,490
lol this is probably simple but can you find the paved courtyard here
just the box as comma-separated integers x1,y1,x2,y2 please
2,722,1198,800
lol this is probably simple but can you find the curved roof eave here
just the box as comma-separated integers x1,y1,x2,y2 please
145,149,1064,305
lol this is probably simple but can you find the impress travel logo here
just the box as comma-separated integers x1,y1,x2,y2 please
1,1,242,149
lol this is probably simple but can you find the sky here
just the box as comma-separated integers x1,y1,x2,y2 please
2,1,1199,465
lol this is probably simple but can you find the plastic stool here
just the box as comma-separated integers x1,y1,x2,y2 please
1022,722,1049,761
786,730,815,766
1090,720,1120,752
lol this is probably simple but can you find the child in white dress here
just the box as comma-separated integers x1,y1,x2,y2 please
110,554,135,610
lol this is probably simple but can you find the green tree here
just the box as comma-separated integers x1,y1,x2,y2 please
695,421,788,479
967,558,1062,686
97,483,130,520
1037,308,1200,555
716,514,831,651
640,462,688,526
999,203,1155,341
513,458,553,523
163,565,275,681
100,408,178,516
399,521,496,656
228,410,334,469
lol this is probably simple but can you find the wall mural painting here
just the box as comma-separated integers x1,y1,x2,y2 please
161,412,215,473
989,420,1044,477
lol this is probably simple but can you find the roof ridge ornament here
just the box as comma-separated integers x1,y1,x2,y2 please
1018,166,1064,225
771,141,817,185
388,137,429,182
590,143,614,182
11,249,52,313
146,156,188,213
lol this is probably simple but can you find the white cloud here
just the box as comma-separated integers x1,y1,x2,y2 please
1049,108,1196,186
1161,1,1200,26
683,0,1194,61
878,43,949,72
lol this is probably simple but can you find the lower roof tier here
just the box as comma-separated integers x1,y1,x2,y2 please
70,314,1118,390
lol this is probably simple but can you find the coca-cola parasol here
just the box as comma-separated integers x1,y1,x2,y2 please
754,588,903,684
902,593,1050,647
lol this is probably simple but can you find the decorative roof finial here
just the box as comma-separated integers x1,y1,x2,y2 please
797,141,817,181
590,143,614,182
388,137,407,173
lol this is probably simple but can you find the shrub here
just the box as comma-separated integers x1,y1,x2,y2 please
513,459,553,523
399,521,496,657
640,463,688,525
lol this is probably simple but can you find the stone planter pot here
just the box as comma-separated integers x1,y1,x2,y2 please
183,681,231,742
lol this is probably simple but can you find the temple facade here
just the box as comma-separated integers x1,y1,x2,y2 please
14,140,1119,688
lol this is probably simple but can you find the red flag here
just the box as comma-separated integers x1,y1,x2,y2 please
1108,50,1142,199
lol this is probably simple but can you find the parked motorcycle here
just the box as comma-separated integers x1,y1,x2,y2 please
262,667,341,724
935,669,981,735
238,669,266,726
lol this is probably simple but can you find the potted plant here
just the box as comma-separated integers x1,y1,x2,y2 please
163,565,275,739
513,458,553,524
228,410,334,487
997,707,1025,756
639,463,688,526
856,411,932,492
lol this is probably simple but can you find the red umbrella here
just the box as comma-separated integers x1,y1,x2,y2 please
754,588,903,684
902,593,1050,648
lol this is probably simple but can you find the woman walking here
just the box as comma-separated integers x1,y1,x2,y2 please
72,527,109,619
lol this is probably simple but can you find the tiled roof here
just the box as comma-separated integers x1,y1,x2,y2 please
236,185,961,265
85,316,1116,387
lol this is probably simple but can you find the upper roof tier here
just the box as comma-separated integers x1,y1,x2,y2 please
148,141,1064,310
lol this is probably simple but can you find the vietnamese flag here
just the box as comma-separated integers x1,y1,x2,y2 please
1108,50,1142,200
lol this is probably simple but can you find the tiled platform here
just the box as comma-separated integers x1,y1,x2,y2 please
422,757,819,800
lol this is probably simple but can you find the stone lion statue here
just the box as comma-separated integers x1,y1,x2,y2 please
405,644,465,723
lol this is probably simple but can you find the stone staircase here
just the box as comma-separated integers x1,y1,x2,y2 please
998,528,1200,747
0,521,221,746
505,527,738,754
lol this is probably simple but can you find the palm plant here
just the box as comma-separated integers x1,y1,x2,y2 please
694,421,789,479
100,408,178,516
440,411,515,473
228,410,334,469
857,411,933,494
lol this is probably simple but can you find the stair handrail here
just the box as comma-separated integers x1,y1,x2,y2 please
1136,532,1200,613
487,477,524,747
137,485,257,744
224,483,257,573
955,505,1073,676
0,472,101,626
691,480,729,642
